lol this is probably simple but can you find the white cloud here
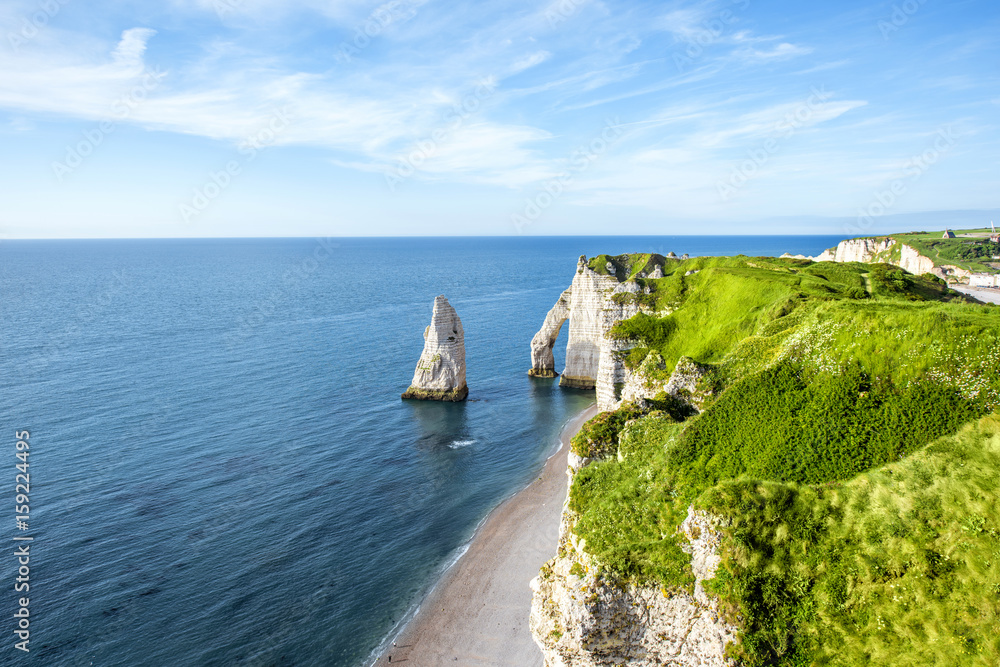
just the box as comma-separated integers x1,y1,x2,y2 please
510,51,552,74
0,22,563,188
655,8,708,40
172,0,365,22
112,28,158,66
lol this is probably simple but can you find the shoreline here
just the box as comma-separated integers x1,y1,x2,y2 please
373,402,599,666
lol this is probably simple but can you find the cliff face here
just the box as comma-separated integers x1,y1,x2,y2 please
617,355,714,413
561,257,621,389
595,281,645,411
530,491,737,666
530,287,574,378
402,295,468,401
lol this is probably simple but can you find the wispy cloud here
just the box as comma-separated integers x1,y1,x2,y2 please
735,42,813,61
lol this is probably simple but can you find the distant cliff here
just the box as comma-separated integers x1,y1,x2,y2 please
807,236,974,280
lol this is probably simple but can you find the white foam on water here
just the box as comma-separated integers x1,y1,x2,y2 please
448,439,476,449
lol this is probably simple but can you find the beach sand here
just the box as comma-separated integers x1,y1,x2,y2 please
953,285,1000,305
377,403,599,666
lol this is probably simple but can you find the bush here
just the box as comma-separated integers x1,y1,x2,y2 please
668,363,986,491
570,402,649,458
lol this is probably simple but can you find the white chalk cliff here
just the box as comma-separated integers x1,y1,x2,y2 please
562,257,622,389
617,355,715,414
401,295,468,401
594,280,645,411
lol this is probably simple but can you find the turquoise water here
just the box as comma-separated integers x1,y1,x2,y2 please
0,236,841,666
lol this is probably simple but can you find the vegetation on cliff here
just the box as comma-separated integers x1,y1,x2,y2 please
566,255,1000,665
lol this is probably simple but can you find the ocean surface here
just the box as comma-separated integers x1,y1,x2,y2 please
0,236,842,666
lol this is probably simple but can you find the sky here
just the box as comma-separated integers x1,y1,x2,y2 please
0,0,997,238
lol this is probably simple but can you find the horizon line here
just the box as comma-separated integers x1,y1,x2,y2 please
7,228,997,242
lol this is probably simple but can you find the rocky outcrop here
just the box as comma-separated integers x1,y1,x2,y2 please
898,243,935,275
530,493,737,666
402,295,468,401
530,288,574,378
595,281,645,411
615,355,714,413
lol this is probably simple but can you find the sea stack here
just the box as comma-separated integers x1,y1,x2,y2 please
402,295,468,402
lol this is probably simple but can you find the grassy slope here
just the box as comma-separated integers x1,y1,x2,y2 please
567,256,1000,666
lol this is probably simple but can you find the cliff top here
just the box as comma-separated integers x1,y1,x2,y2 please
585,252,670,279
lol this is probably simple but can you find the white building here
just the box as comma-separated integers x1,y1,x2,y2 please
970,273,1000,288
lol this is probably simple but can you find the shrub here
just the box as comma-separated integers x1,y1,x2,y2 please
570,402,649,459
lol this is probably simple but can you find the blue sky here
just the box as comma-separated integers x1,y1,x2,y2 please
0,0,997,238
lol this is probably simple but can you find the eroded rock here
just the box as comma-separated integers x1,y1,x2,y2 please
530,288,574,378
402,295,468,401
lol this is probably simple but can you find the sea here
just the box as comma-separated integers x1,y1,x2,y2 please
0,236,842,666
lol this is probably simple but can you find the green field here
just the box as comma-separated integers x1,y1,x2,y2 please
567,254,1000,666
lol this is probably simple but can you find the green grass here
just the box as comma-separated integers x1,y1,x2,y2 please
609,258,975,381
570,394,693,458
570,414,694,587
565,255,1000,665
